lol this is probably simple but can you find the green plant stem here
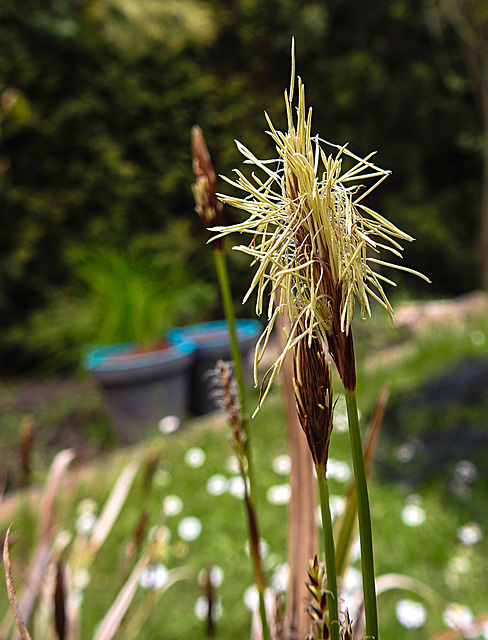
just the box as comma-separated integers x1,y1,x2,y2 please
213,248,269,639
213,247,257,495
316,464,339,640
213,249,248,417
344,388,378,640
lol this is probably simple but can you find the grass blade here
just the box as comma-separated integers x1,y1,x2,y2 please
120,567,193,640
0,450,77,637
88,458,140,556
92,553,150,640
2,524,33,640
39,449,77,542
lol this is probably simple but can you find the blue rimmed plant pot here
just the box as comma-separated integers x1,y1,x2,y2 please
83,340,195,443
167,319,261,415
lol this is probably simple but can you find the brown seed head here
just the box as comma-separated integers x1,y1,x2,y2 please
324,284,356,391
210,360,246,456
293,333,333,468
191,125,224,250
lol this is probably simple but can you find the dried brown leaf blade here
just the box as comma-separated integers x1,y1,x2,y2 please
0,449,76,637
276,313,317,639
2,524,33,640
88,458,140,556
54,561,66,640
93,555,190,640
39,449,76,542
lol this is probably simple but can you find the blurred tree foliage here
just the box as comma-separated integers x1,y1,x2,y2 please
0,0,484,370
427,0,488,286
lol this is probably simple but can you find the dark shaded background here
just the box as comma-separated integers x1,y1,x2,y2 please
0,0,484,370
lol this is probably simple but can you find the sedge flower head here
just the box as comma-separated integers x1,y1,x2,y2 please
213,40,429,408
192,125,225,249
293,333,333,467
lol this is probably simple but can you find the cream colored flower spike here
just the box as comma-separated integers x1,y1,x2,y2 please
212,39,429,412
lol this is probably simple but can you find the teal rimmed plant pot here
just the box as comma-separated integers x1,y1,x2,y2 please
167,319,261,415
83,339,195,443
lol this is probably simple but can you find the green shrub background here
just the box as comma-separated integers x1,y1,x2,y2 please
0,0,483,369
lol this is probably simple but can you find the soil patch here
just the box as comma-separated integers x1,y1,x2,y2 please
0,376,114,490
0,377,94,412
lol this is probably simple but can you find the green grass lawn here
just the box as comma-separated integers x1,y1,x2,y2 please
1,299,488,639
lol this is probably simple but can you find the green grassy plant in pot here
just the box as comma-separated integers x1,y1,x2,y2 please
83,338,196,443
75,239,215,441
16,231,216,441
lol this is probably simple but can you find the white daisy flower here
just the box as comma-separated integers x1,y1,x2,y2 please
178,516,202,541
443,603,474,631
185,447,206,468
198,566,224,588
194,596,223,621
162,495,183,517
401,504,426,527
271,563,290,593
243,585,259,611
75,512,97,536
272,454,291,475
329,495,346,519
457,522,482,546
139,564,169,590
158,415,180,434
225,455,241,474
73,569,90,590
341,566,362,600
395,599,427,629
266,484,291,505
454,460,478,484
245,538,269,559
327,459,351,482
228,475,249,499
206,474,229,496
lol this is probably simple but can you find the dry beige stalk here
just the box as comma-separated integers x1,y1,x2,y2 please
277,314,317,640
96,563,192,640
0,449,77,639
88,458,140,555
2,525,33,640
38,449,77,542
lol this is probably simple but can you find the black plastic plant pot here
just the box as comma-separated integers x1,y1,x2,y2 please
167,320,262,415
83,340,195,443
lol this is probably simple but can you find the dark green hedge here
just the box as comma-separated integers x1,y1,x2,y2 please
0,0,483,369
